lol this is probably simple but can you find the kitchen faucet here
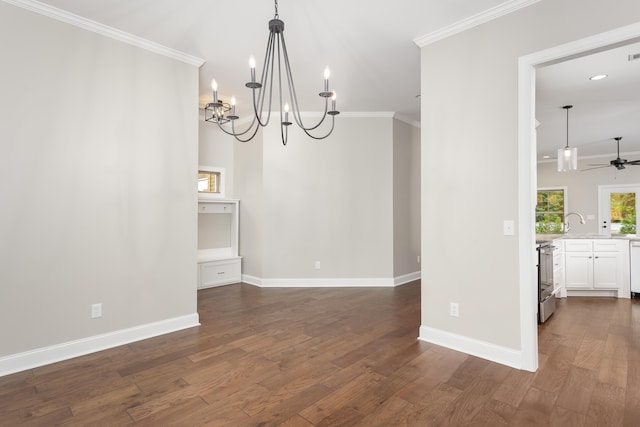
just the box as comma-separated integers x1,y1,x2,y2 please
564,212,586,233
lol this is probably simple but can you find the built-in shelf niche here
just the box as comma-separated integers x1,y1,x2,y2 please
197,199,241,288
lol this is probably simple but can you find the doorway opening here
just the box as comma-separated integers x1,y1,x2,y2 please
518,23,640,372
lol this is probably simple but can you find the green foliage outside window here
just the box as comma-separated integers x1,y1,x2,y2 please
612,192,636,234
620,213,636,234
536,189,564,234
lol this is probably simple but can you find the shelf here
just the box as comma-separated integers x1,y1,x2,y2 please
197,199,241,288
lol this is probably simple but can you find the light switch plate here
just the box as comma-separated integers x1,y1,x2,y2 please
503,220,515,236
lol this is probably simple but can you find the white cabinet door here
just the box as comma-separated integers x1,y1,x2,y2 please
564,252,593,289
593,252,620,289
552,242,564,296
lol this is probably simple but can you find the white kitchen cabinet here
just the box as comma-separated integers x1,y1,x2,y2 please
552,240,565,297
197,199,241,289
563,239,626,296
564,251,592,288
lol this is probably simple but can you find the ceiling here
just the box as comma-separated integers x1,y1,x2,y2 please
536,41,640,162
23,1,638,160
32,0,516,124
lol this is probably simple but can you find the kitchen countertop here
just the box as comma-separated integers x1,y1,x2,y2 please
536,233,640,243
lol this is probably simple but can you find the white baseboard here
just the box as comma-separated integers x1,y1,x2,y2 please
395,271,421,286
241,272,421,288
241,274,263,287
566,289,619,298
419,325,523,370
0,313,200,377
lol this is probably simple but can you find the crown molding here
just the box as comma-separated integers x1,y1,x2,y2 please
199,110,425,128
413,0,541,47
2,0,205,67
393,113,421,128
538,150,640,165
338,112,395,119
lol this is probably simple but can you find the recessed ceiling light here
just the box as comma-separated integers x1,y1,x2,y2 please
543,155,550,159
589,74,608,81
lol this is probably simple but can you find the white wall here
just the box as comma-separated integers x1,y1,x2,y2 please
198,120,234,196
420,0,640,365
538,157,640,234
263,117,395,281
394,120,421,277
0,3,199,367
234,129,264,278
227,115,420,285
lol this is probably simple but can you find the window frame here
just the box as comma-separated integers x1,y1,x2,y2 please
598,184,640,236
198,165,226,199
536,186,568,234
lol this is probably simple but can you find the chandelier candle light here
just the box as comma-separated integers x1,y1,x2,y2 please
205,0,340,145
557,105,577,172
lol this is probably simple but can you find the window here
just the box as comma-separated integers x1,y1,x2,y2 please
198,166,225,199
198,171,220,193
598,185,640,235
610,192,636,234
536,188,566,233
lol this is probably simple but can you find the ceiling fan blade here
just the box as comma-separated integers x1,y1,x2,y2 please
581,165,613,171
627,160,640,165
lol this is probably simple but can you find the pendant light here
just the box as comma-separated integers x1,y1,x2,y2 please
557,105,577,172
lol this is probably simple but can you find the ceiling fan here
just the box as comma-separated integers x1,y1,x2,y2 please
582,137,640,171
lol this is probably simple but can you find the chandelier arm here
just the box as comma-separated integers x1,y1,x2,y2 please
276,34,287,145
232,120,261,143
264,33,278,126
252,32,276,128
280,34,330,131
252,83,269,127
230,114,260,136
281,34,304,128
214,115,259,138
301,114,336,140
275,35,290,146
287,69,329,131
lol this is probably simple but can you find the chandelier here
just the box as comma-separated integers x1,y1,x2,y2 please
205,0,339,145
204,96,231,125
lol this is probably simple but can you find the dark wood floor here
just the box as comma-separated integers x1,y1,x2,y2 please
1,281,640,426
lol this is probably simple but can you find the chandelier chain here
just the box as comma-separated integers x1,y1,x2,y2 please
274,0,279,18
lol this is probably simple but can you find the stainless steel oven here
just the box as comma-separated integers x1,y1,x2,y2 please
537,243,556,323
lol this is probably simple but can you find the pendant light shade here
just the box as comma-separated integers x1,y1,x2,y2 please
557,105,577,172
558,146,577,171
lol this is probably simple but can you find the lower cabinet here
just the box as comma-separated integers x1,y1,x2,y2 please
564,239,622,291
198,258,242,289
552,240,565,297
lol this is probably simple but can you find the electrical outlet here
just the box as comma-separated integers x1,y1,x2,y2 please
315,261,321,269
450,302,459,317
91,303,102,318
417,255,421,263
